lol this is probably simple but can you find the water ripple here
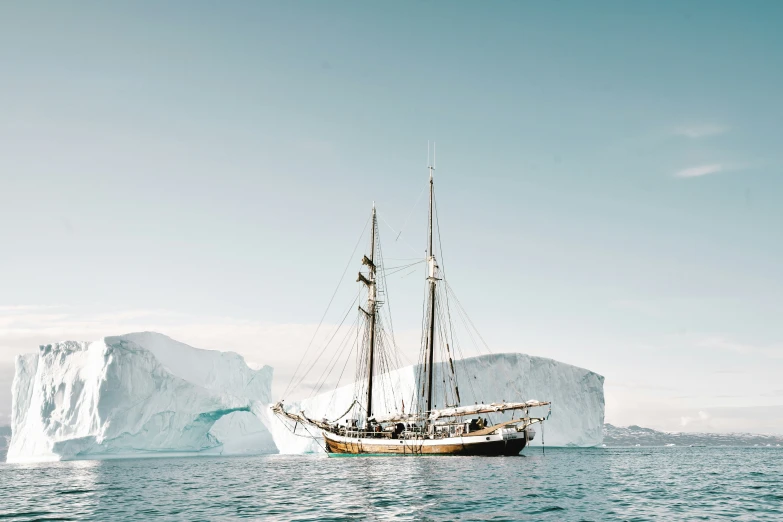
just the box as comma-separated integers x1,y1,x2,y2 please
1,447,782,520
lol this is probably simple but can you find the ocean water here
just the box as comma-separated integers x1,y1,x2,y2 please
1,447,781,521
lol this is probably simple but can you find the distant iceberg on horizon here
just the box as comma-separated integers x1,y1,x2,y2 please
7,332,275,463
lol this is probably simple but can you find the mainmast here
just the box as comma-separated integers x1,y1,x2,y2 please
425,161,438,414
359,205,378,422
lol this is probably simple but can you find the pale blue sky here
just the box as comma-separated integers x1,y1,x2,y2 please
1,1,782,432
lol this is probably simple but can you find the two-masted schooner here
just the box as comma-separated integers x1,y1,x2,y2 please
272,158,550,456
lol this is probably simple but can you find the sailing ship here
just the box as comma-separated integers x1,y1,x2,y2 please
272,156,550,456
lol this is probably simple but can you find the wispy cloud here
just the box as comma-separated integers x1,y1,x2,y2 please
675,124,729,138
0,305,63,313
675,164,723,178
681,410,711,427
698,337,783,360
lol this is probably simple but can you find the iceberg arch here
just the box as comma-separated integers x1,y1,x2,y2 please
7,332,275,463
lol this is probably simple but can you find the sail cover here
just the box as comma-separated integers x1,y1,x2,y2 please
371,400,550,423
429,400,550,420
370,412,420,423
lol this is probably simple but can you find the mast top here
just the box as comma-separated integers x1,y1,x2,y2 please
428,141,436,181
429,143,435,180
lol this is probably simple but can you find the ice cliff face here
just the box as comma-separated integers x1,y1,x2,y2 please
7,332,274,463
269,353,605,453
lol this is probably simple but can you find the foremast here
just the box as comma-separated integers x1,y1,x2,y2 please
358,205,378,422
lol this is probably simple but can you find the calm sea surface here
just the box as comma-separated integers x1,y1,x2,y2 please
1,447,781,521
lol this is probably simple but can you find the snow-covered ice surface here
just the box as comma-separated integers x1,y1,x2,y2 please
7,332,275,463
269,353,605,453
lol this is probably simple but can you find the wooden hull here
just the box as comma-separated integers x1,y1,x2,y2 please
323,430,528,456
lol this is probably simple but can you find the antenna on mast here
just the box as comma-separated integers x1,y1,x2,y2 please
428,142,435,181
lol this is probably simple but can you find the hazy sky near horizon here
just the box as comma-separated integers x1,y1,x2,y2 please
1,1,782,433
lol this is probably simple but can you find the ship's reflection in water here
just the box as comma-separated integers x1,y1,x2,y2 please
1,448,781,520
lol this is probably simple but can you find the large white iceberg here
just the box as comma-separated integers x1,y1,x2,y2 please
268,353,605,453
8,331,603,462
7,332,275,463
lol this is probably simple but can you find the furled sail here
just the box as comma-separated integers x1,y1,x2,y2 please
371,400,551,424
428,400,550,420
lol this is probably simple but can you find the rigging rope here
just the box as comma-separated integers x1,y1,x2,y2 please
279,416,328,453
445,280,493,355
327,313,361,411
289,292,360,396
378,212,421,258
381,260,425,273
282,215,371,398
309,313,360,399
